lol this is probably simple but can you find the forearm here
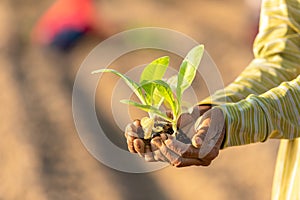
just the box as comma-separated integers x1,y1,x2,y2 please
218,75,300,148
200,0,300,105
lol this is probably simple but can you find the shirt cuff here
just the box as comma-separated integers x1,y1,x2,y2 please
216,94,269,148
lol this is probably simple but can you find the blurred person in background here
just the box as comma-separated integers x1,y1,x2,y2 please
125,0,300,199
32,0,116,51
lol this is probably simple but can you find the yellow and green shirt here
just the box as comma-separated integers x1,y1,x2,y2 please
200,0,300,199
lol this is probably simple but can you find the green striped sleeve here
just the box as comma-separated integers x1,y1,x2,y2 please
200,0,300,105
217,75,300,148
197,1,300,198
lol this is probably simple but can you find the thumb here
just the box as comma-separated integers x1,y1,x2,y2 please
192,107,225,158
191,126,208,148
192,134,203,148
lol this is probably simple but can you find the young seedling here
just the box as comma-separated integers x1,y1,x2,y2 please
92,45,204,143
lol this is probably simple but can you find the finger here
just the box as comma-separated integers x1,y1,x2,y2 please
193,128,220,159
174,157,211,168
133,119,141,127
125,123,139,138
150,141,169,162
126,135,137,153
152,149,169,162
192,135,203,148
151,137,179,165
160,133,168,141
194,116,210,135
166,111,173,119
192,127,208,148
181,146,202,159
161,134,190,156
133,139,145,157
193,108,225,158
161,134,201,159
201,128,224,161
144,144,155,162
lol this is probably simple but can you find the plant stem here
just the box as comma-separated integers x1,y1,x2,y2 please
172,122,177,135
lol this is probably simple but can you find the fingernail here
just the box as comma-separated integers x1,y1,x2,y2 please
133,119,141,127
136,143,141,149
196,137,202,145
134,140,142,150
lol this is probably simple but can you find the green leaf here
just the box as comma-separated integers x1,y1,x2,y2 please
140,80,162,107
92,69,146,104
139,56,169,105
120,99,172,122
140,56,169,83
140,80,178,116
152,88,165,108
166,75,178,92
176,45,204,103
140,80,155,105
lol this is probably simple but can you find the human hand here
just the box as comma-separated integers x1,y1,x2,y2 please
124,105,220,164
151,107,225,167
124,105,211,153
125,106,225,167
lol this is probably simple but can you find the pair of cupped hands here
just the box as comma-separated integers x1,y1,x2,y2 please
125,105,225,167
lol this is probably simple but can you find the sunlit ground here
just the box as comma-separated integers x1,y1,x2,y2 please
0,0,277,199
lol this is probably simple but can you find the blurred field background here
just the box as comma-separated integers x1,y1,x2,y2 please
0,0,279,199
